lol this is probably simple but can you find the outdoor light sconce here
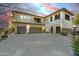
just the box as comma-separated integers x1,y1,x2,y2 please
73,25,77,29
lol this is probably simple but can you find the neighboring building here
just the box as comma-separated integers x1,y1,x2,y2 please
44,8,74,33
0,14,10,30
8,8,74,34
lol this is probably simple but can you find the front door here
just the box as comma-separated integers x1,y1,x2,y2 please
56,26,60,33
51,27,53,33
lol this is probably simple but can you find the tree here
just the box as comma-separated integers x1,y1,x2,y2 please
72,14,79,55
72,14,79,36
0,4,17,33
72,14,79,26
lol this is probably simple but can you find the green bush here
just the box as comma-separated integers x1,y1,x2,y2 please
0,28,8,38
60,30,68,36
72,37,79,56
0,28,6,34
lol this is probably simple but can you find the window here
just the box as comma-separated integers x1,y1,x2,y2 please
65,14,70,21
72,18,73,20
20,15,24,21
20,15,27,21
50,16,52,22
27,16,31,19
55,13,60,20
20,15,24,19
24,16,27,19
34,18,41,23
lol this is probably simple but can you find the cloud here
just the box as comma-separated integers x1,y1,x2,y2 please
42,3,58,11
0,3,79,16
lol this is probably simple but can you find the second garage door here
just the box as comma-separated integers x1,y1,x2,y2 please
30,27,42,33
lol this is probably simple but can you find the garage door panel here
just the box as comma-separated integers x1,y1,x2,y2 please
30,27,42,33
17,26,26,34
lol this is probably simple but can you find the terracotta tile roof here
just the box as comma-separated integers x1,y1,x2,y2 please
45,8,74,17
11,8,74,18
12,10,44,18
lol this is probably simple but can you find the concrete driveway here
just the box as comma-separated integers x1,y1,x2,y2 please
0,33,73,56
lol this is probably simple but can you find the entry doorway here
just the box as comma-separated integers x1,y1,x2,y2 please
56,26,60,33
51,27,53,33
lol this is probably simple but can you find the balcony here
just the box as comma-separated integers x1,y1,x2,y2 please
34,18,42,24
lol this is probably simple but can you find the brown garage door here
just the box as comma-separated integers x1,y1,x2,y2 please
17,26,26,34
30,27,42,33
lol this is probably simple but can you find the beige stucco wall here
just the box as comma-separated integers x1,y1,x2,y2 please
62,11,73,29
44,11,73,33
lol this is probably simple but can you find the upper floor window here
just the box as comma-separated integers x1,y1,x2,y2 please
20,15,24,19
50,16,52,22
65,14,70,21
34,18,41,23
24,16,27,19
55,13,60,20
27,16,31,19
20,15,24,21
20,15,31,20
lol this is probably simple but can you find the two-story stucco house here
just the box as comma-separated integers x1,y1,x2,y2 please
8,8,74,34
9,10,45,34
44,8,74,33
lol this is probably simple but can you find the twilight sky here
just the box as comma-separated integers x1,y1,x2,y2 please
0,3,79,16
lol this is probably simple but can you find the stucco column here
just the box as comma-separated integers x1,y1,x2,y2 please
52,15,56,33
53,26,56,33
60,11,65,26
60,11,65,31
70,16,73,28
14,25,17,34
41,18,44,24
26,25,30,33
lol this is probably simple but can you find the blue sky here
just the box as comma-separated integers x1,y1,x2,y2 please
0,3,79,16
15,3,79,16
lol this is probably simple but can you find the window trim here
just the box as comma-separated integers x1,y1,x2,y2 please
50,16,52,22
55,13,60,20
65,14,70,21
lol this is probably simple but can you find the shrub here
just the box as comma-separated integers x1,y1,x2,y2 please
72,37,79,56
60,30,68,36
0,28,6,34
2,30,8,36
0,28,8,39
